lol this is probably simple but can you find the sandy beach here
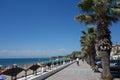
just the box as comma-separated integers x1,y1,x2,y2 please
1,67,42,80
1,61,67,80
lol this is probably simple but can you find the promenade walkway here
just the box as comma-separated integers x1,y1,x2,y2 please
45,60,100,80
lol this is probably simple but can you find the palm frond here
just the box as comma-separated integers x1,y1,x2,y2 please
94,0,107,15
81,30,87,35
110,7,120,17
87,27,94,34
75,14,96,24
75,14,86,22
106,15,118,23
77,0,94,12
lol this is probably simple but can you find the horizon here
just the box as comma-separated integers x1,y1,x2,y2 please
0,0,120,58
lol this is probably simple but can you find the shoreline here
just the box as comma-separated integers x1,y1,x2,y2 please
0,58,71,80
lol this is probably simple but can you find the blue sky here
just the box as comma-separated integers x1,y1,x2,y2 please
0,0,120,58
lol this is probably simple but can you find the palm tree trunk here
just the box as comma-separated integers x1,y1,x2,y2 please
100,51,113,80
84,54,90,64
97,17,113,80
91,45,96,70
84,46,96,70
90,54,96,70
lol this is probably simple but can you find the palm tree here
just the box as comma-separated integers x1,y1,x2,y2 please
80,27,96,70
67,51,81,60
76,0,120,80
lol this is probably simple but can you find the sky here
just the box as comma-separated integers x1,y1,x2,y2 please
0,0,120,58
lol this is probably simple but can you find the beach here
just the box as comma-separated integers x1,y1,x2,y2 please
0,58,69,80
2,67,41,80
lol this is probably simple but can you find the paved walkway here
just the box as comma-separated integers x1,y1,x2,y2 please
45,60,100,80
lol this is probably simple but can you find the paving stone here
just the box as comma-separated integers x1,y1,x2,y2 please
46,60,100,80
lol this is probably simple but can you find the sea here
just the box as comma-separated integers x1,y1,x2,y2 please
0,58,51,66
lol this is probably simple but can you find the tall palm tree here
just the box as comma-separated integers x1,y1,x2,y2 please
80,27,96,70
76,0,120,80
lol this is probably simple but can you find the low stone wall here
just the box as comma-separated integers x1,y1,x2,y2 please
31,61,75,80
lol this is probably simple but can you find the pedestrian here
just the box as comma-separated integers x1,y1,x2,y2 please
82,58,84,64
76,58,79,66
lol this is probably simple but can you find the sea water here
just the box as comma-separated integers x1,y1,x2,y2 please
0,58,50,66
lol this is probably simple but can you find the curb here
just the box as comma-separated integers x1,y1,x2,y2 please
31,61,76,80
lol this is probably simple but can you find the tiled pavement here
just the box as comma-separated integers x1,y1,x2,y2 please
45,60,100,80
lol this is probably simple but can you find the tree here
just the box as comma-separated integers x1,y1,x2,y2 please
67,51,81,59
75,0,120,80
80,27,97,70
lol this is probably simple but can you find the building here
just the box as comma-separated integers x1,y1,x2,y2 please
111,44,120,60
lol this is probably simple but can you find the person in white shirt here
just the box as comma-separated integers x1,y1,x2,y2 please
76,58,79,66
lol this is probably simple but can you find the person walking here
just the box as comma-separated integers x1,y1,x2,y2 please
76,58,79,66
82,58,84,64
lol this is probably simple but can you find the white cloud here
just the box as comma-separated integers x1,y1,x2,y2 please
0,49,68,58
0,50,9,53
57,48,66,51
0,50,46,58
